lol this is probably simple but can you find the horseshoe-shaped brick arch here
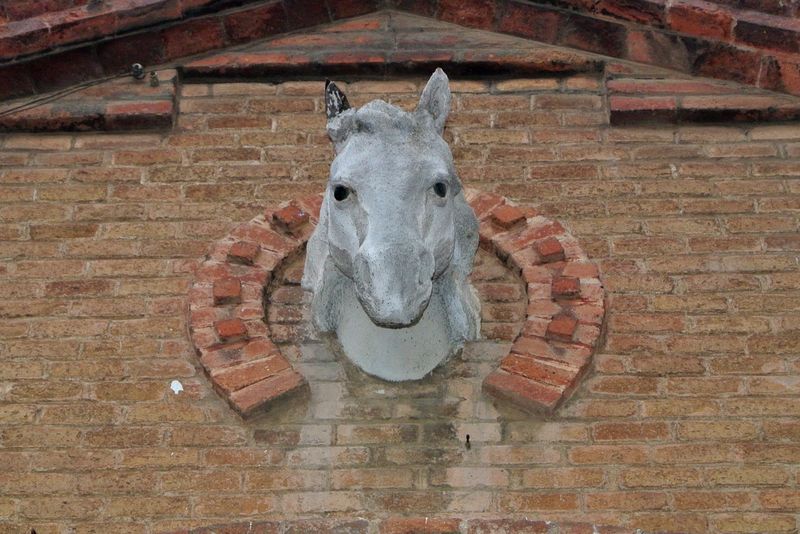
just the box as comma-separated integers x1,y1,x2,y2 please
187,189,605,418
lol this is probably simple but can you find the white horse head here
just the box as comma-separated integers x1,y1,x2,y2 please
302,69,480,380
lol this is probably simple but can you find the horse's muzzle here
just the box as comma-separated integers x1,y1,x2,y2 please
352,241,435,328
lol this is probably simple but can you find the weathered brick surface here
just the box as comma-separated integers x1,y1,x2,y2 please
3,0,800,105
181,12,602,81
0,69,178,132
4,10,800,134
188,185,597,417
2,75,800,534
1,0,800,115
165,517,634,533
607,65,800,125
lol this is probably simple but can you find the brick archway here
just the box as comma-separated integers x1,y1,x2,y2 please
187,188,605,419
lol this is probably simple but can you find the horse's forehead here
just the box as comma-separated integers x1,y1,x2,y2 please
334,132,450,179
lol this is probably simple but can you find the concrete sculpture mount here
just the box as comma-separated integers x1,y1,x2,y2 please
302,69,481,382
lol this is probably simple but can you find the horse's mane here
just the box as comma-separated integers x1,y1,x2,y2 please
354,100,423,132
326,99,437,147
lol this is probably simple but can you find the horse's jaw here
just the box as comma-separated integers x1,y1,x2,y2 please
335,277,455,381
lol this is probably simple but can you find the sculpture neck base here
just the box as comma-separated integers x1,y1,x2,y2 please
335,281,457,382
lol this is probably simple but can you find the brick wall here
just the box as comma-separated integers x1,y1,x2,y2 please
3,1,800,104
1,77,800,533
0,0,87,22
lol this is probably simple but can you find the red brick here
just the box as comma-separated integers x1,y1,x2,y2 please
498,1,561,43
483,370,563,413
224,2,287,44
229,368,308,417
668,0,734,40
490,204,526,229
438,0,496,29
380,517,461,533
609,78,731,95
3,1,73,20
116,0,182,31
494,218,565,257
214,318,248,341
521,265,552,284
547,313,578,341
552,276,580,298
201,338,280,371
390,0,437,16
213,277,242,305
44,9,119,52
227,241,260,265
319,52,387,72
0,62,35,100
594,422,670,441
735,13,800,55
212,353,291,393
562,261,599,278
294,194,323,221
558,12,629,58
283,0,331,29
587,491,669,511
534,237,565,263
609,95,677,111
231,221,297,255
466,518,551,533
476,282,523,303
273,203,310,232
497,492,579,512
467,191,505,219
97,30,166,75
609,96,678,123
29,47,104,94
162,18,226,60
45,279,114,297
500,354,577,388
105,100,174,130
596,0,666,26
0,18,50,60
328,0,380,19
773,57,800,96
513,332,580,364
691,43,763,86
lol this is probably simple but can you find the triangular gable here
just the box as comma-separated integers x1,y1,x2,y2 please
2,10,799,132
183,11,600,79
1,0,800,106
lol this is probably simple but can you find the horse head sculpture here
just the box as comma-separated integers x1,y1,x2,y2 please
302,69,480,381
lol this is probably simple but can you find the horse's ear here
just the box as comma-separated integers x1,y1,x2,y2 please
326,80,355,152
325,80,350,119
417,68,451,135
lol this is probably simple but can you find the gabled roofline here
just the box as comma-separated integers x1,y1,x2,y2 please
1,0,799,104
2,9,800,133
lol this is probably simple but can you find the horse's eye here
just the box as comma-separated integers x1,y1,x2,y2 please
333,185,350,201
433,182,447,198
